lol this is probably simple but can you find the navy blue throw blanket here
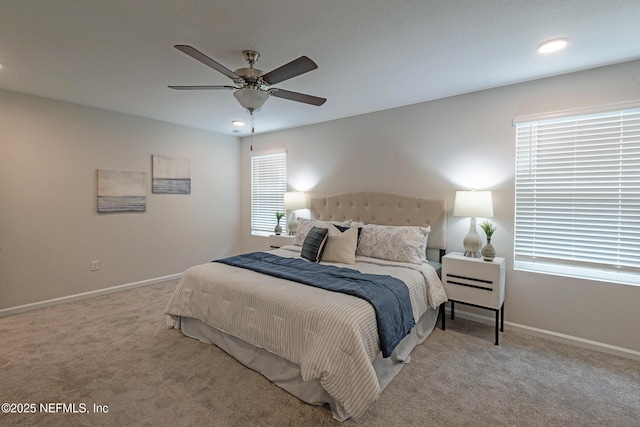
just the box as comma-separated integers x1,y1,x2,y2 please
214,252,415,358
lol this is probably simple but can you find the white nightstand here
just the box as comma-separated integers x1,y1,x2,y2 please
268,234,295,248
440,252,506,345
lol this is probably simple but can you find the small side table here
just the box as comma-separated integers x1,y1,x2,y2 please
268,234,295,248
440,252,506,345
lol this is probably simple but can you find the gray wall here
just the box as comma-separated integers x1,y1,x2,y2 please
0,89,241,310
240,60,640,355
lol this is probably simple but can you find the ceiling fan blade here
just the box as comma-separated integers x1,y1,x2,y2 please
261,56,318,85
168,85,236,90
174,45,240,80
270,89,326,106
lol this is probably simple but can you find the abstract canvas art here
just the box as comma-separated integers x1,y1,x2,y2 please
97,169,147,213
152,155,191,194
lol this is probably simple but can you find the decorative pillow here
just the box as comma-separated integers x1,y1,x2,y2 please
356,224,430,264
293,218,351,246
321,225,359,264
301,227,329,262
333,224,363,240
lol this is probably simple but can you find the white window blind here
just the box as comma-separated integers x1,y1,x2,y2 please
251,150,287,235
514,105,640,286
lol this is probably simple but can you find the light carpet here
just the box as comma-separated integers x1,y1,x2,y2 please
0,280,638,426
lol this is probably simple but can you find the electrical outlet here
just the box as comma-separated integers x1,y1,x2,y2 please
90,260,100,271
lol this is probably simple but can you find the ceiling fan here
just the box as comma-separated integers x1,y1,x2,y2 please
169,45,326,112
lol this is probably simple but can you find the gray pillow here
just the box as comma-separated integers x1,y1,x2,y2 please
301,227,329,262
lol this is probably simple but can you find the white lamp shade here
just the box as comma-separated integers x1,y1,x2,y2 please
283,192,306,210
453,191,494,218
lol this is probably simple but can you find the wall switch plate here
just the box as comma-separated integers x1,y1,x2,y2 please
90,260,100,271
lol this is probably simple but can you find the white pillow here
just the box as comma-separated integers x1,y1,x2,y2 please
356,224,430,264
293,218,351,246
321,225,358,264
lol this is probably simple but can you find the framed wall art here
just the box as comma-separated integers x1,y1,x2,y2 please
97,169,147,213
152,155,191,194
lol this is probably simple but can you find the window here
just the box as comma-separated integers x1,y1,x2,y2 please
251,150,287,235
514,103,640,286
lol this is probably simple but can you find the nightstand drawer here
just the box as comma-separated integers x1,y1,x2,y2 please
443,275,499,309
442,253,505,310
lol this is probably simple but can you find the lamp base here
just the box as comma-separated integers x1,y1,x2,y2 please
462,217,483,258
286,210,298,235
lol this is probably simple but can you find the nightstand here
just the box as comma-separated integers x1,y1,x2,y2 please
268,234,295,248
440,252,506,345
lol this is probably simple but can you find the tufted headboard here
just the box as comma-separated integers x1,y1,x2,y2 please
309,192,447,253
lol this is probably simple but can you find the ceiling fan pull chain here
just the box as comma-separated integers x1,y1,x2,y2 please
250,111,254,151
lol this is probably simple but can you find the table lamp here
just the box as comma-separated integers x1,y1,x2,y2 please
283,191,306,235
453,190,494,257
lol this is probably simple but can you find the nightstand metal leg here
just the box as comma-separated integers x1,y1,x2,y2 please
440,303,446,330
450,301,455,320
495,309,499,345
500,303,504,332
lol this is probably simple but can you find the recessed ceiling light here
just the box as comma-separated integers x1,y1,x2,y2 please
232,120,245,127
537,38,568,54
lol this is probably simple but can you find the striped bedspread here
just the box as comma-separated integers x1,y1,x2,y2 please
214,252,416,358
165,247,446,420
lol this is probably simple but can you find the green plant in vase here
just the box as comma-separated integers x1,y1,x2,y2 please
480,220,497,261
274,212,285,235
481,220,496,239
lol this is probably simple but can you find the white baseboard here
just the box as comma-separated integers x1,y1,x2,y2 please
444,307,640,361
0,274,182,318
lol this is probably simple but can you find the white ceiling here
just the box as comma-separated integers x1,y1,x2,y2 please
1,0,640,136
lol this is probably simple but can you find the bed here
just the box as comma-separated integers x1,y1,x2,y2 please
165,192,448,421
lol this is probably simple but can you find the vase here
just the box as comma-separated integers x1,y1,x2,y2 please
274,223,282,235
481,237,495,262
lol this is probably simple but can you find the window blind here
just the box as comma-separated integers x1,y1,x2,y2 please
514,106,640,285
251,150,287,234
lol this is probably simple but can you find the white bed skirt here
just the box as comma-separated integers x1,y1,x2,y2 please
176,306,439,421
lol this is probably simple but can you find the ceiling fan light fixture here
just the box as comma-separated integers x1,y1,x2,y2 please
233,87,269,111
537,38,568,54
171,46,325,112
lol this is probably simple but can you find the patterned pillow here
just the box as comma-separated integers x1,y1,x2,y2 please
321,225,359,264
356,224,430,264
301,227,329,262
293,218,351,246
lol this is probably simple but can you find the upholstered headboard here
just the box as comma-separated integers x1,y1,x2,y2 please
309,192,447,252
